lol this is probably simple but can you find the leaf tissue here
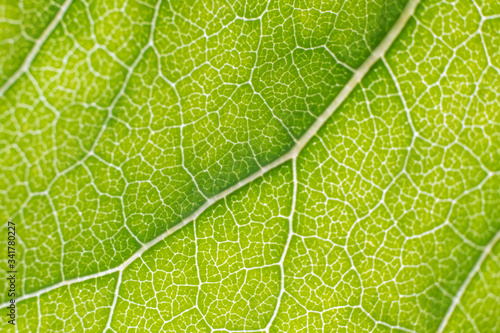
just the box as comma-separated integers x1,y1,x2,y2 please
0,0,499,331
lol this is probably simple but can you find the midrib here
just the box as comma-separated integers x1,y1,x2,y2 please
0,0,420,308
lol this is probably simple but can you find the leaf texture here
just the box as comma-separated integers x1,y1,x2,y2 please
0,0,499,332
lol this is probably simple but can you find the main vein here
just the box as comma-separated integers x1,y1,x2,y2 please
1,0,420,308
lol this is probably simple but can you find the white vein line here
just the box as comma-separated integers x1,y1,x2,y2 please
265,157,297,332
0,0,420,308
0,0,74,96
1,267,122,307
436,229,500,333
103,271,122,332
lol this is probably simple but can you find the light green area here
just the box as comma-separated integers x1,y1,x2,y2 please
445,242,500,333
0,0,499,332
0,273,118,331
111,163,292,332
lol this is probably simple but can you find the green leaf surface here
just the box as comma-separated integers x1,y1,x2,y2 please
0,0,499,332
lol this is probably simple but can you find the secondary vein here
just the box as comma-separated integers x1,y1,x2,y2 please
0,0,74,97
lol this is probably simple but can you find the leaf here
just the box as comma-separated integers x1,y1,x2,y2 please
0,0,499,332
